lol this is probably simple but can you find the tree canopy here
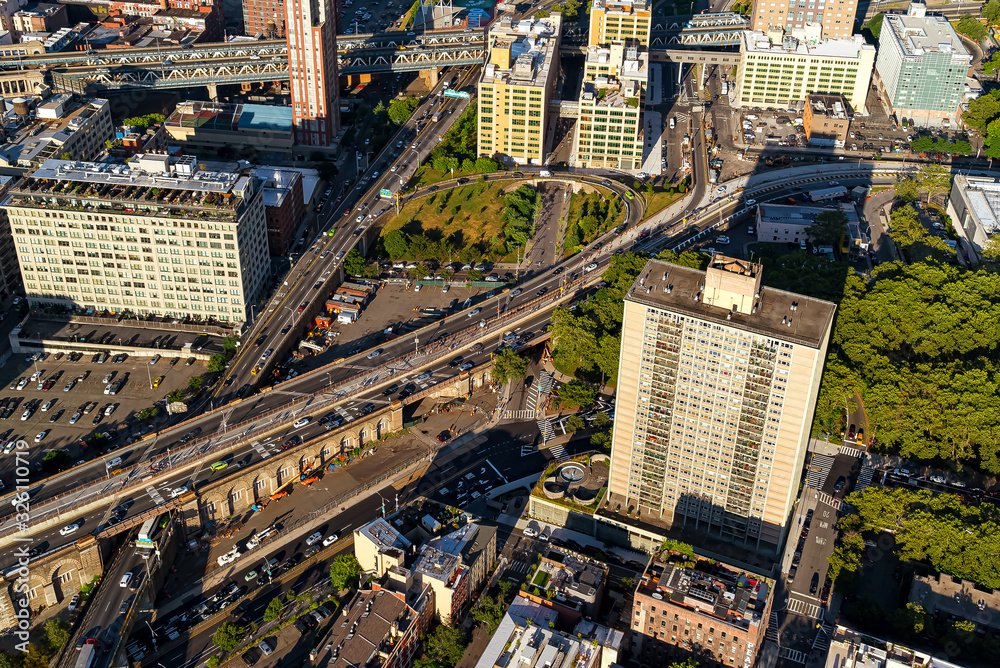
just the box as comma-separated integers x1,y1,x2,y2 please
863,12,884,40
330,554,362,590
842,486,1000,588
555,380,597,410
955,15,988,41
964,89,1000,132
423,624,468,667
807,210,848,246
984,0,1000,24
813,261,1000,473
212,622,246,652
491,348,529,386
387,97,420,125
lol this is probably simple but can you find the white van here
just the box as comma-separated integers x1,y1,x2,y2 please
669,116,676,129
539,170,552,177
106,457,122,469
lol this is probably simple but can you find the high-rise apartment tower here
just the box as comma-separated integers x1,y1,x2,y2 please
286,0,339,147
607,257,836,551
750,0,858,39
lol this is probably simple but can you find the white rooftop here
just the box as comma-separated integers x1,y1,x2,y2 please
883,9,969,59
742,29,874,59
28,156,243,194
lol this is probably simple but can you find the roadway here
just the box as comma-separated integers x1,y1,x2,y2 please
1,158,902,560
119,425,592,668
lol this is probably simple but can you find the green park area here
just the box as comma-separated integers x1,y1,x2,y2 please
380,183,539,264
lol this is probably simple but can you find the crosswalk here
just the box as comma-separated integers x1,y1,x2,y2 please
146,486,164,505
779,647,807,664
532,372,554,411
839,445,863,459
520,443,537,457
855,455,875,493
812,622,834,653
506,559,532,574
765,612,780,644
806,454,834,490
548,444,566,458
251,440,272,460
504,409,536,420
538,418,555,442
787,597,821,618
817,490,843,511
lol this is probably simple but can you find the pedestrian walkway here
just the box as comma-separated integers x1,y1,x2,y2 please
779,647,808,664
855,455,875,493
503,409,536,421
546,443,566,458
806,454,834,490
838,445,863,459
765,612,780,644
538,417,555,442
787,597,822,618
811,622,834,653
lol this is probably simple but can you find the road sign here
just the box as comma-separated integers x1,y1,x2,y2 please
444,89,471,99
379,188,393,199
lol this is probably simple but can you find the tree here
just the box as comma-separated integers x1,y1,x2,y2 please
42,619,70,654
137,406,159,421
89,433,107,450
59,151,72,160
383,229,410,259
263,597,282,622
41,450,70,472
20,645,48,668
211,622,246,653
667,662,701,668
963,90,1000,130
916,164,951,204
222,336,239,353
984,0,1000,24
189,376,205,391
592,412,612,430
566,414,587,431
424,624,468,667
207,657,221,668
806,210,848,246
207,354,227,374
471,597,505,634
491,348,528,385
955,15,988,41
555,381,597,409
343,249,368,276
388,97,420,125
0,652,23,668
167,390,185,403
894,178,920,203
863,12,884,39
330,554,362,590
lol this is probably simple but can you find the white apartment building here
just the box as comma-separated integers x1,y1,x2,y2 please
2,154,270,323
736,25,875,111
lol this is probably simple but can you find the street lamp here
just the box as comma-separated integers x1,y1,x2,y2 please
414,337,419,354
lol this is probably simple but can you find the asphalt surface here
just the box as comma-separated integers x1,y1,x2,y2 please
117,423,590,668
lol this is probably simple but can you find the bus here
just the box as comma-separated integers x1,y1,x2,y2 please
75,643,96,668
135,514,164,549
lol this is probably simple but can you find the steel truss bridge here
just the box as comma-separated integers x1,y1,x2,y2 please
0,12,746,91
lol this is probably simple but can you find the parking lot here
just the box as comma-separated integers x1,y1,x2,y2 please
290,281,509,373
338,0,407,35
0,351,209,482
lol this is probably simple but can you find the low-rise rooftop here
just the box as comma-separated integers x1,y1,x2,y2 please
638,557,771,632
742,29,874,59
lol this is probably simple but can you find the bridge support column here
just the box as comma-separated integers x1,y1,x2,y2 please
207,82,219,101
419,67,440,89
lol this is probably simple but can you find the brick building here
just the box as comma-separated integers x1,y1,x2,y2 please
630,556,774,667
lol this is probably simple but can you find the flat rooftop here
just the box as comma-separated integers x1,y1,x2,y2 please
0,97,108,168
909,571,1000,631
742,30,873,59
591,0,651,15
482,15,560,87
757,202,858,226
954,174,1000,235
883,12,970,59
166,101,293,134
638,557,771,631
626,258,837,349
357,518,411,554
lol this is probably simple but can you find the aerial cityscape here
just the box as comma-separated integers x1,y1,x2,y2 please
0,0,997,666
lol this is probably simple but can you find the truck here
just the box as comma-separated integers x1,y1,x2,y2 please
720,81,729,96
432,112,441,122
442,79,450,89
75,643,97,668
805,186,848,202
